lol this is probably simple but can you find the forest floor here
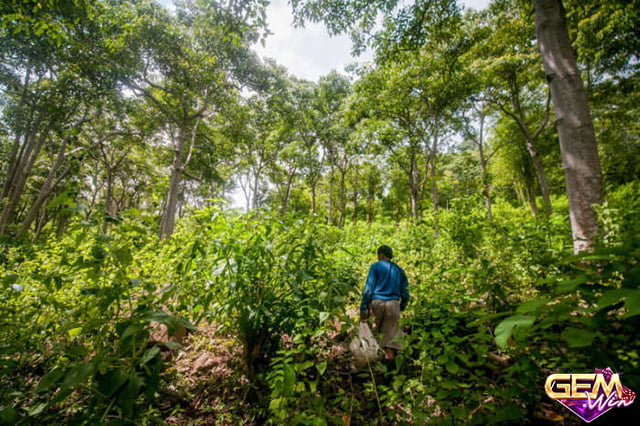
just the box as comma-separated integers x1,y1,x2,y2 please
152,322,578,425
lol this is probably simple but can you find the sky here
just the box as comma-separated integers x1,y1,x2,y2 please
253,0,492,82
158,0,491,82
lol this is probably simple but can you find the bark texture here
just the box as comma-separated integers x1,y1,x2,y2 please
534,0,604,252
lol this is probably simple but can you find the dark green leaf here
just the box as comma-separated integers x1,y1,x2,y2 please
2,274,18,285
282,364,296,397
112,247,132,267
555,275,589,294
596,289,627,310
37,368,65,392
624,290,640,318
495,316,535,349
62,362,94,389
516,297,548,314
562,327,596,348
0,406,19,424
140,346,161,365
96,368,128,398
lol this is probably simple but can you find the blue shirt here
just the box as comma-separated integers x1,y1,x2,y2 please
360,260,410,314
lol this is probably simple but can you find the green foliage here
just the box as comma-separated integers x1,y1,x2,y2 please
176,211,359,382
1,0,639,423
0,216,193,423
1,182,639,423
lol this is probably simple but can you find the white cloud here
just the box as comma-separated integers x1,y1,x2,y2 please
253,0,372,81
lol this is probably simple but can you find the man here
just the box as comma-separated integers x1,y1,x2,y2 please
359,245,410,361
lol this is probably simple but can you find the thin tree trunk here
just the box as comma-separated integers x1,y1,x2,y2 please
280,167,296,216
338,166,346,228
19,137,70,234
251,162,264,210
429,127,439,212
409,154,420,220
327,164,334,225
352,169,359,224
0,125,50,235
310,180,317,216
526,175,539,216
1,71,34,199
508,85,553,215
534,0,604,252
160,127,186,239
476,112,493,221
525,139,552,215
103,169,114,233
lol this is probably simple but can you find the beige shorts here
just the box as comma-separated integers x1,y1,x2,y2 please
370,299,403,351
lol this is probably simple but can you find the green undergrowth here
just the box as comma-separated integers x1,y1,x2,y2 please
1,185,639,424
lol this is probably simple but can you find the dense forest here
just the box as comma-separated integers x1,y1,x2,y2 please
1,0,639,424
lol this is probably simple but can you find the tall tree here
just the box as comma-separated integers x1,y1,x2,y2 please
470,3,554,216
315,72,352,224
0,0,113,235
533,0,603,252
292,0,605,251
122,0,265,238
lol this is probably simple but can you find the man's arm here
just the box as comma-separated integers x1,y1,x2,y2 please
359,264,377,320
400,269,410,311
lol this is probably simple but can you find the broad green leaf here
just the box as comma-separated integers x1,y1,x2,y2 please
596,289,627,310
97,369,128,398
624,290,640,318
162,341,183,351
269,397,284,411
67,327,82,340
140,346,161,365
446,361,460,374
37,368,65,392
315,360,327,376
555,275,589,294
62,362,94,389
562,327,596,348
495,316,535,349
25,401,48,416
282,364,296,397
516,298,548,314
0,406,18,424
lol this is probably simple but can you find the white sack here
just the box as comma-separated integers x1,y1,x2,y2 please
349,322,382,368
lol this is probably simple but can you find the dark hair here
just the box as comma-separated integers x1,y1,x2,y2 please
377,245,393,259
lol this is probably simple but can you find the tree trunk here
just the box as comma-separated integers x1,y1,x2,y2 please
0,125,49,235
525,138,552,215
160,127,186,239
310,180,317,216
429,129,439,212
509,84,553,215
352,169,359,224
280,167,296,216
534,0,604,252
409,155,421,220
525,174,539,216
103,168,114,233
20,138,70,234
327,164,334,225
476,112,493,221
337,166,347,228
